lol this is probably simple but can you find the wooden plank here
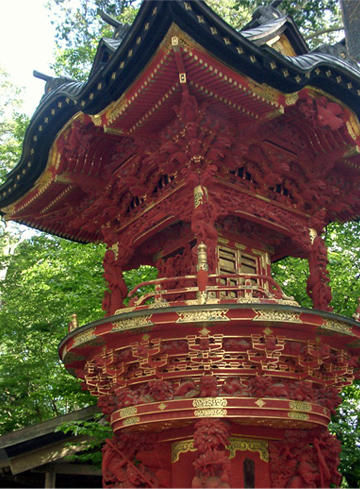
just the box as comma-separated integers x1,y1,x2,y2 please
0,406,99,449
0,447,10,470
9,436,90,475
34,462,102,477
45,469,56,488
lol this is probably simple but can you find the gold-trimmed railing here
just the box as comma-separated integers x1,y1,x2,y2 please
127,272,294,306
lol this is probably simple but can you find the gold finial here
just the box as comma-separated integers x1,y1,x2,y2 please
69,313,79,331
196,242,208,272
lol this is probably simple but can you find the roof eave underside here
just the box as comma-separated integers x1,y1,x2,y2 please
1,0,360,210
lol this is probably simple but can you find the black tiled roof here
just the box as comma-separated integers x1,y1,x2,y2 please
1,0,360,210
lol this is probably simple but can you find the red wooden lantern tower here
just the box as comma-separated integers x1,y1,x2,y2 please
2,1,360,487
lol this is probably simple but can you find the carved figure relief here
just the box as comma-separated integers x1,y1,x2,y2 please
269,430,341,488
102,434,170,488
57,118,93,169
307,235,333,311
297,95,345,132
102,248,129,316
192,419,231,488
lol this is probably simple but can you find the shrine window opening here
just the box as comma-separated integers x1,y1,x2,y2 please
270,184,289,197
231,166,293,203
152,174,174,196
128,195,144,210
217,243,270,299
243,458,255,488
232,166,254,183
126,175,175,214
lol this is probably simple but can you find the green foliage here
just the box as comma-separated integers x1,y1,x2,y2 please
280,0,342,46
208,0,342,47
123,265,157,305
0,65,29,181
0,235,105,434
330,382,360,488
47,0,343,81
0,227,157,435
326,222,360,318
273,221,360,319
56,413,113,466
206,0,254,30
47,0,139,80
272,255,312,309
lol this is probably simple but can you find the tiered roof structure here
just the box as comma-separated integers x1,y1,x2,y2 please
2,1,360,487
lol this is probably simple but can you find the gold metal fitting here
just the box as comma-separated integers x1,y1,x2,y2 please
196,242,209,272
70,313,79,331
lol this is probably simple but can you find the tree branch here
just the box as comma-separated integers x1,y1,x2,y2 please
304,25,344,41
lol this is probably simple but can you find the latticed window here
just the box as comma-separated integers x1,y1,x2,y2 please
217,242,269,298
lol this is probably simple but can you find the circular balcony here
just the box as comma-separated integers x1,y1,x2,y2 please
59,272,360,435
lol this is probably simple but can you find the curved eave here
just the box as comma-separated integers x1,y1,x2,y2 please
89,38,122,79
241,15,309,55
1,0,360,211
